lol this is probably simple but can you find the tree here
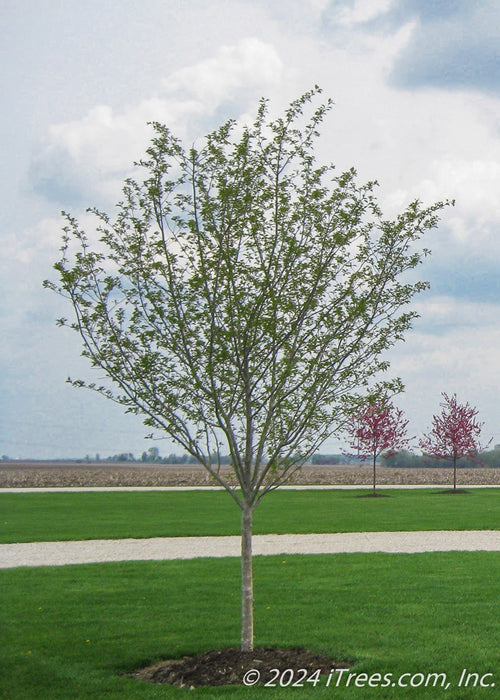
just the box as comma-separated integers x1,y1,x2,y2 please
381,449,423,469
419,393,486,490
345,395,411,494
44,88,448,651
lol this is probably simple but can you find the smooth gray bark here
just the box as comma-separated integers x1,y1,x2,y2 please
241,504,254,652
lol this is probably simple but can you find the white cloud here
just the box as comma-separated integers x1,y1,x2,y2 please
306,0,330,11
387,0,500,93
2,217,61,268
412,296,500,330
386,299,500,441
335,0,393,27
163,37,283,106
385,155,500,243
426,159,500,241
29,38,283,207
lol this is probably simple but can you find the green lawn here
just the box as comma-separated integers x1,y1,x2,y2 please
1,552,498,699
0,488,499,543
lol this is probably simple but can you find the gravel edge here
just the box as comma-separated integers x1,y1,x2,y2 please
1,531,499,569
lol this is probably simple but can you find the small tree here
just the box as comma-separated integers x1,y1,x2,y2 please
345,396,411,494
420,393,486,491
45,88,448,651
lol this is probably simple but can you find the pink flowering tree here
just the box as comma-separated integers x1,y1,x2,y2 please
345,396,411,494
419,393,486,491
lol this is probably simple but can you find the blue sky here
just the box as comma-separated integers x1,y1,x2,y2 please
1,0,499,459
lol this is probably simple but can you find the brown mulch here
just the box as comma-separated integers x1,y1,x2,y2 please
130,646,347,687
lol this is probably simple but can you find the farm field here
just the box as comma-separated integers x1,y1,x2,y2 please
1,462,500,488
0,488,499,543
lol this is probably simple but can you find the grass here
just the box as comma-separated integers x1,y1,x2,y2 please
1,552,499,698
0,488,499,543
1,489,498,697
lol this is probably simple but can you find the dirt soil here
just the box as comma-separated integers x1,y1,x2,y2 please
1,461,499,488
130,646,346,687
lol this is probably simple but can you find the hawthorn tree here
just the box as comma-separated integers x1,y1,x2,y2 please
420,392,486,491
45,88,448,651
345,395,411,494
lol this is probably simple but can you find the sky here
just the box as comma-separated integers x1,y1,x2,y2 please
1,0,499,460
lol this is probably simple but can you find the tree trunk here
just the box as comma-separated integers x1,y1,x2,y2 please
373,453,377,494
453,453,457,490
241,504,254,652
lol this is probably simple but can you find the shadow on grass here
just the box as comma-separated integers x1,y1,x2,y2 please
356,492,391,498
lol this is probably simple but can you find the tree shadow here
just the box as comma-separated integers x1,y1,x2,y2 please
356,492,391,498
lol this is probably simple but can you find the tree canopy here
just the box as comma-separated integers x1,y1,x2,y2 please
45,87,449,649
420,392,487,489
345,395,411,493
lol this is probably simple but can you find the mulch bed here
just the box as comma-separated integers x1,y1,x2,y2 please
130,646,347,687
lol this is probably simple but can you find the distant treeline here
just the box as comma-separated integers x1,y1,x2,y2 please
4,448,499,467
107,452,354,465
104,448,205,464
381,449,500,469
312,450,500,468
310,454,353,465
96,448,500,468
